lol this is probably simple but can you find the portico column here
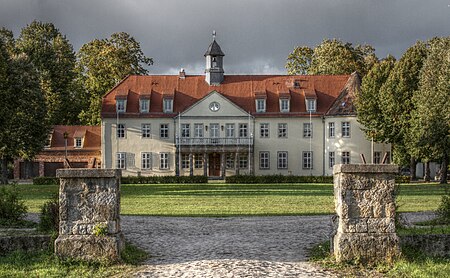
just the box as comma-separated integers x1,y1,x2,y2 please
175,148,180,176
235,152,239,175
203,152,208,177
189,153,194,176
221,153,226,178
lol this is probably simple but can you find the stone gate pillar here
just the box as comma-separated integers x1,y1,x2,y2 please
333,164,400,263
55,169,124,261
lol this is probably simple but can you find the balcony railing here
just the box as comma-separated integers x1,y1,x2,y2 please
176,137,253,146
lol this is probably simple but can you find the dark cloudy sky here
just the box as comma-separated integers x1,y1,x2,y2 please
1,0,449,74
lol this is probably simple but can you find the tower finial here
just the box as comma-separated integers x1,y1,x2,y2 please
212,30,216,40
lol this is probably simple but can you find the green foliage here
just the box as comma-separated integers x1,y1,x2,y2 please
38,194,59,233
0,184,27,225
33,176,59,185
225,174,333,184
121,175,208,184
395,175,411,184
436,190,450,224
285,46,313,75
92,223,108,237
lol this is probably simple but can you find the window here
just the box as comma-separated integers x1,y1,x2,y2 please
181,154,190,169
142,124,151,138
373,151,381,164
225,124,235,138
226,154,235,169
160,124,169,139
306,99,316,112
260,123,269,138
342,122,350,137
260,152,270,169
341,151,350,164
303,151,313,169
141,152,152,169
256,99,266,112
329,152,335,168
74,138,82,148
116,152,126,169
278,123,287,138
239,124,248,138
195,154,203,169
163,98,173,113
210,123,219,137
140,99,150,113
328,122,335,138
160,153,169,169
239,155,248,169
181,124,190,138
116,99,126,113
277,151,288,169
280,99,290,112
117,124,125,138
194,124,204,138
303,123,312,138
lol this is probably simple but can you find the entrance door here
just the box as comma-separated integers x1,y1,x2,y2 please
209,153,221,176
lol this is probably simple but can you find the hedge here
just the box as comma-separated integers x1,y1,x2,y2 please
395,175,410,184
33,177,59,185
121,175,208,184
225,174,334,184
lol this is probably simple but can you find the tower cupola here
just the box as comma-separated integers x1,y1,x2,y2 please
205,31,225,85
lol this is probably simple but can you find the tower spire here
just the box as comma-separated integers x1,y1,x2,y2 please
212,30,216,40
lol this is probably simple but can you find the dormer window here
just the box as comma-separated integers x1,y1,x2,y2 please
140,99,150,113
163,98,173,113
306,99,316,112
256,99,266,113
116,99,126,113
280,98,290,112
74,137,82,148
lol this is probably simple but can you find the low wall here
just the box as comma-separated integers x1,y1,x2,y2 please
0,233,51,254
401,234,450,257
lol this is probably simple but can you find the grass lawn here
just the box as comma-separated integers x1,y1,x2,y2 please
16,182,448,216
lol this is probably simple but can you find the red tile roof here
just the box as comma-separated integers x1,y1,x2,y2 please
47,125,101,151
101,74,353,118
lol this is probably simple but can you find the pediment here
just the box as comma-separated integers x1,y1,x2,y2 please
181,91,250,117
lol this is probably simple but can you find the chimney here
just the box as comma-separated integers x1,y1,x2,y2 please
179,68,186,79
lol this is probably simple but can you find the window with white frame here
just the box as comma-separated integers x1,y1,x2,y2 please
210,123,219,138
194,124,204,138
163,98,173,113
181,124,190,138
141,152,152,169
374,151,381,164
303,123,312,138
256,99,266,112
342,122,350,137
142,124,151,138
328,122,335,138
116,152,126,169
239,155,248,169
226,124,235,138
160,124,169,139
74,137,82,148
160,153,169,169
260,123,269,138
277,151,288,169
195,154,203,169
116,99,126,113
239,123,248,138
303,151,313,169
226,154,235,169
140,99,150,113
329,152,335,168
181,154,190,169
341,151,350,164
306,99,316,112
278,123,287,138
117,124,125,138
259,152,270,169
280,98,290,112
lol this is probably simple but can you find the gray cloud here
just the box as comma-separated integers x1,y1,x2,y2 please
1,0,449,74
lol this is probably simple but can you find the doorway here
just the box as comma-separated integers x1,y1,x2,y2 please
209,153,221,176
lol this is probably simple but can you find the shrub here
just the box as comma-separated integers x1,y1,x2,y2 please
0,184,27,225
395,175,410,184
225,174,333,184
33,177,59,185
121,175,208,184
436,189,450,224
38,194,59,233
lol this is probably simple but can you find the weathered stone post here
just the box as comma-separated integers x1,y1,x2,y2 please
333,164,400,264
55,169,124,261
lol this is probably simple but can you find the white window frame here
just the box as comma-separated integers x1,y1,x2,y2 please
256,99,266,113
239,123,248,138
280,98,290,112
210,123,220,138
277,151,288,169
116,99,126,113
259,151,270,170
226,154,235,169
194,124,204,138
328,122,335,138
117,123,125,138
160,153,169,169
341,151,350,164
163,98,173,113
342,122,351,138
116,152,126,169
195,154,203,169
225,124,235,138
141,152,152,170
329,152,335,168
160,124,169,139
181,154,190,169
306,99,316,112
303,123,312,138
74,137,82,148
260,123,269,138
302,151,313,169
181,124,190,138
142,124,151,138
239,155,248,169
278,123,287,138
140,99,150,113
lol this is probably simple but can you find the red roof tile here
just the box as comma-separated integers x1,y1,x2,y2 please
48,125,101,151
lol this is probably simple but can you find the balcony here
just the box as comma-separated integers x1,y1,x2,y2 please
176,137,253,146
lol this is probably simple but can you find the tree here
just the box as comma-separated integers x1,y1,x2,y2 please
0,28,16,55
409,37,450,184
16,21,80,125
0,40,49,183
285,39,377,75
77,32,153,125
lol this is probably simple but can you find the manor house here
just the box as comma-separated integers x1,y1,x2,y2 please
101,37,391,178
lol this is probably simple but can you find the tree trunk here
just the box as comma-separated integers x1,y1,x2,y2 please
424,161,431,182
440,153,448,184
0,158,8,184
410,157,417,181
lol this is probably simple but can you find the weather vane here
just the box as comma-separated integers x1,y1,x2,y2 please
212,30,216,40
